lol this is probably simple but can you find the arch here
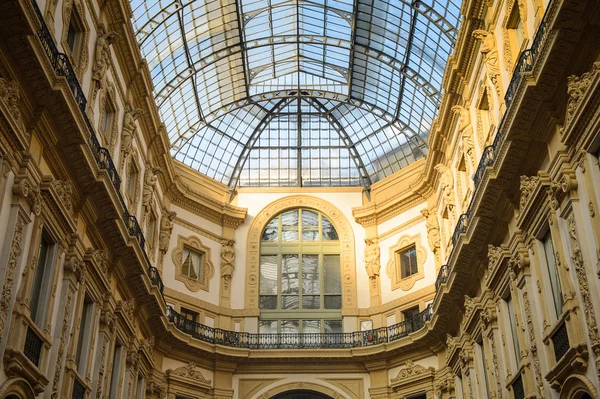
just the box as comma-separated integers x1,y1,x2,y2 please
250,381,350,399
0,378,36,399
559,375,598,399
271,390,333,399
245,196,357,310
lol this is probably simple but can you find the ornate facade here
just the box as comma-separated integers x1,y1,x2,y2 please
0,0,599,398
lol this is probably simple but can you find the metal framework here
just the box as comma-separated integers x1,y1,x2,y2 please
130,0,461,188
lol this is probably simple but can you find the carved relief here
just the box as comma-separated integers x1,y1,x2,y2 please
519,175,539,211
434,163,455,208
421,207,441,264
390,360,428,382
364,238,381,279
0,78,23,130
385,233,427,291
50,179,73,215
61,0,90,77
159,209,176,257
565,62,600,125
120,106,143,161
220,239,235,289
51,290,73,398
142,166,162,215
472,30,501,96
172,235,214,292
91,30,119,101
0,216,25,339
166,363,212,385
451,105,476,171
522,291,544,397
98,82,120,152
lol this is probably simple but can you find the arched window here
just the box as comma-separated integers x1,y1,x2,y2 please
259,208,342,334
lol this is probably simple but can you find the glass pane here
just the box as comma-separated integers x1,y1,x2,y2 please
324,255,341,294
302,320,321,333
281,320,300,333
259,320,277,334
281,296,299,309
182,248,201,280
282,255,299,294
324,295,342,309
281,229,299,241
400,247,415,278
259,296,277,309
410,248,418,274
259,255,278,295
302,295,320,309
302,210,318,226
325,320,343,334
402,306,420,320
281,210,298,226
262,217,279,241
302,229,318,241
302,255,319,294
322,216,338,240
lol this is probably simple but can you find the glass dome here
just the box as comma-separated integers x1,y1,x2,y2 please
130,0,462,188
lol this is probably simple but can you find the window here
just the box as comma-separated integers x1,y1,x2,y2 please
402,305,420,321
126,162,138,199
109,342,123,399
508,5,525,64
67,21,78,54
75,296,95,375
135,377,145,399
182,247,202,281
478,89,492,143
457,157,469,201
542,231,563,319
399,245,418,278
30,231,56,326
259,209,342,333
402,305,421,333
101,100,115,144
180,307,199,323
475,337,490,396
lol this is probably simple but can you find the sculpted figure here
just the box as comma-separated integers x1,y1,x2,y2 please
92,31,119,89
472,30,500,95
364,238,381,279
421,207,441,257
159,210,176,255
452,105,475,169
220,240,235,280
120,107,143,159
434,164,455,207
142,166,162,214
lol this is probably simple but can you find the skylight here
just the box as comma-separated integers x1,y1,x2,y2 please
130,0,462,188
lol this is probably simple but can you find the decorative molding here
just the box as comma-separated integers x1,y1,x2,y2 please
173,216,225,243
385,233,427,291
172,234,214,292
390,360,430,382
165,362,212,386
245,196,356,309
60,0,90,78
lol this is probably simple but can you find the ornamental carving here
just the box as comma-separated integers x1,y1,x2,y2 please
487,244,503,271
385,233,427,291
50,179,73,215
463,295,476,317
118,299,135,324
472,30,501,96
364,238,381,279
220,239,235,288
446,334,459,353
390,360,428,382
172,235,214,292
142,166,162,215
521,291,543,397
452,105,475,170
434,163,455,208
64,255,84,283
91,30,119,101
245,196,356,309
91,249,110,275
120,106,143,160
51,290,73,398
166,363,212,385
0,78,23,128
158,209,176,256
140,337,154,357
421,207,440,263
13,177,42,216
565,62,600,125
567,213,600,369
0,216,25,339
519,175,539,211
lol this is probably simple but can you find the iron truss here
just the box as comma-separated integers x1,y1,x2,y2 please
130,0,461,188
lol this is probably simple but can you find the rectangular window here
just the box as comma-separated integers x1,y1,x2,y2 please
102,103,114,142
478,90,492,142
75,296,95,375
402,305,420,321
135,377,145,399
506,295,521,366
67,21,78,54
542,231,563,319
180,307,199,323
476,338,490,396
399,245,418,278
181,247,202,281
30,232,55,326
147,213,156,245
109,343,123,399
126,163,138,198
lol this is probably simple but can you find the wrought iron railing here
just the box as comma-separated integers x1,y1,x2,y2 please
551,321,569,362
166,304,432,349
123,213,145,250
23,327,43,366
435,265,449,293
148,266,164,294
451,208,471,247
472,145,495,190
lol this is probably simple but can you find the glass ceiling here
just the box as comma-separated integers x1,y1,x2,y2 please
130,0,462,188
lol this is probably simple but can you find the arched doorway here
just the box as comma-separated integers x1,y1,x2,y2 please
271,390,333,399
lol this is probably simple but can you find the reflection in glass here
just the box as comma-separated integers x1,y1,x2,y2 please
324,255,341,294
282,255,299,294
281,296,299,309
259,320,277,334
302,295,320,309
324,295,342,309
302,255,319,294
325,320,343,334
302,320,321,333
259,255,278,295
281,320,300,333
322,216,339,240
262,217,279,241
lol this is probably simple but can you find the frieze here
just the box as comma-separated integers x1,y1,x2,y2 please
390,360,434,385
165,362,212,387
